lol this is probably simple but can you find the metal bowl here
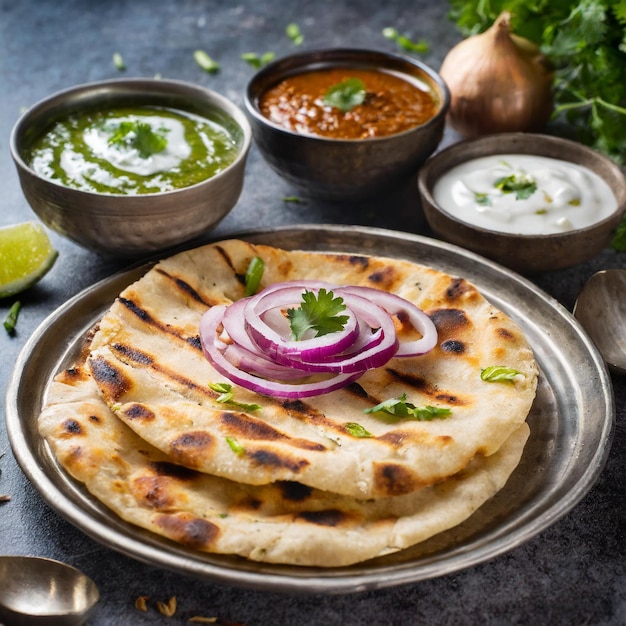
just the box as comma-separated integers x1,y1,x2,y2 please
10,78,252,258
244,48,449,202
418,133,626,274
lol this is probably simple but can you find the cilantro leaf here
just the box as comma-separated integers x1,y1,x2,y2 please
480,366,521,382
475,192,492,206
345,422,373,438
364,393,452,421
382,27,429,54
244,256,265,296
209,382,261,411
225,436,245,455
494,174,538,200
286,23,304,45
3,301,21,335
323,78,366,112
108,121,168,158
194,49,220,73
241,51,276,68
287,289,349,340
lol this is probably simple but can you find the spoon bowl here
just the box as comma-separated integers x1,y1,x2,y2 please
0,556,99,626
574,269,626,375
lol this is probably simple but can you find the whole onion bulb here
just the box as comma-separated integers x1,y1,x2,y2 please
440,11,554,137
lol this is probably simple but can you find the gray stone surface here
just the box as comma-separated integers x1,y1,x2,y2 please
0,1,624,624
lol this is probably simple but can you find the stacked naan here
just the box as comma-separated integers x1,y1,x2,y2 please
39,239,538,567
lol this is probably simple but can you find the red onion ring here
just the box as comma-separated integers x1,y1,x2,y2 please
336,286,437,356
200,305,360,398
199,280,437,398
244,285,360,362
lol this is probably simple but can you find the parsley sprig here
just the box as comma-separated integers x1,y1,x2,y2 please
287,289,349,340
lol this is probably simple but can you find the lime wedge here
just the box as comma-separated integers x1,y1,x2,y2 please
0,222,58,298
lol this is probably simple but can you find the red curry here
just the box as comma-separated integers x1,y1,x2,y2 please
259,67,439,140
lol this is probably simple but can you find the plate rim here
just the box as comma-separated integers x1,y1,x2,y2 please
5,224,615,594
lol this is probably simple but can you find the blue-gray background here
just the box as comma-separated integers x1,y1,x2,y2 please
1,1,624,623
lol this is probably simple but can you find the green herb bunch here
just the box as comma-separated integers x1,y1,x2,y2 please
447,0,626,165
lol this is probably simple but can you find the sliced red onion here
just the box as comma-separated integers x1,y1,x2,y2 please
244,285,360,361
336,285,437,356
272,293,399,373
199,305,360,399
198,280,438,399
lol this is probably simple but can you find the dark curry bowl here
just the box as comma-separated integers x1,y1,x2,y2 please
10,78,252,258
244,48,450,202
417,133,626,274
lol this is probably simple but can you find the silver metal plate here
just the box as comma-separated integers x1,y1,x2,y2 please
6,225,615,594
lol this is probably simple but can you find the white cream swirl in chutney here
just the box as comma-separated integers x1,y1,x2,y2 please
434,154,617,235
27,106,239,195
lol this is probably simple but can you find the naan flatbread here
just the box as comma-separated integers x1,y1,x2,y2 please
85,240,538,498
39,363,529,567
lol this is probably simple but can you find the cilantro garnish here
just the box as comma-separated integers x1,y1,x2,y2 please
287,289,349,340
209,382,261,411
283,195,306,204
345,422,373,438
480,366,521,382
475,192,492,206
244,256,265,297
3,301,21,335
194,49,220,73
364,393,452,421
323,78,367,113
225,436,245,455
286,23,304,45
494,173,537,200
112,52,126,71
382,27,429,54
241,51,276,68
108,121,168,158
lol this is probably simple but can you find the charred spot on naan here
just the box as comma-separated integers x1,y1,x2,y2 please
428,308,470,339
246,448,310,474
131,475,177,509
154,267,211,306
57,365,91,385
62,418,83,435
220,411,328,452
89,354,133,402
153,512,220,549
296,508,358,527
373,462,428,496
277,481,314,502
121,403,155,421
90,346,214,403
444,277,482,304
168,431,216,468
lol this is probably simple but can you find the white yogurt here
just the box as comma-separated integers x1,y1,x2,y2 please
433,154,617,235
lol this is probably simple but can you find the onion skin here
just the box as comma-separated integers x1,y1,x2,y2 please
440,11,553,137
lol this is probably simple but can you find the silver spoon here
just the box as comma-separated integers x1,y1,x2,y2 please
574,269,626,375
0,556,99,626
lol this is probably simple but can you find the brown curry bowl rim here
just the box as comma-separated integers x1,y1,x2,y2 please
244,46,451,144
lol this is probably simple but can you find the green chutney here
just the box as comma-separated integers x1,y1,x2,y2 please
27,106,240,195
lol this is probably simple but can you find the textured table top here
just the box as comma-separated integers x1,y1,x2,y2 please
1,1,624,624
